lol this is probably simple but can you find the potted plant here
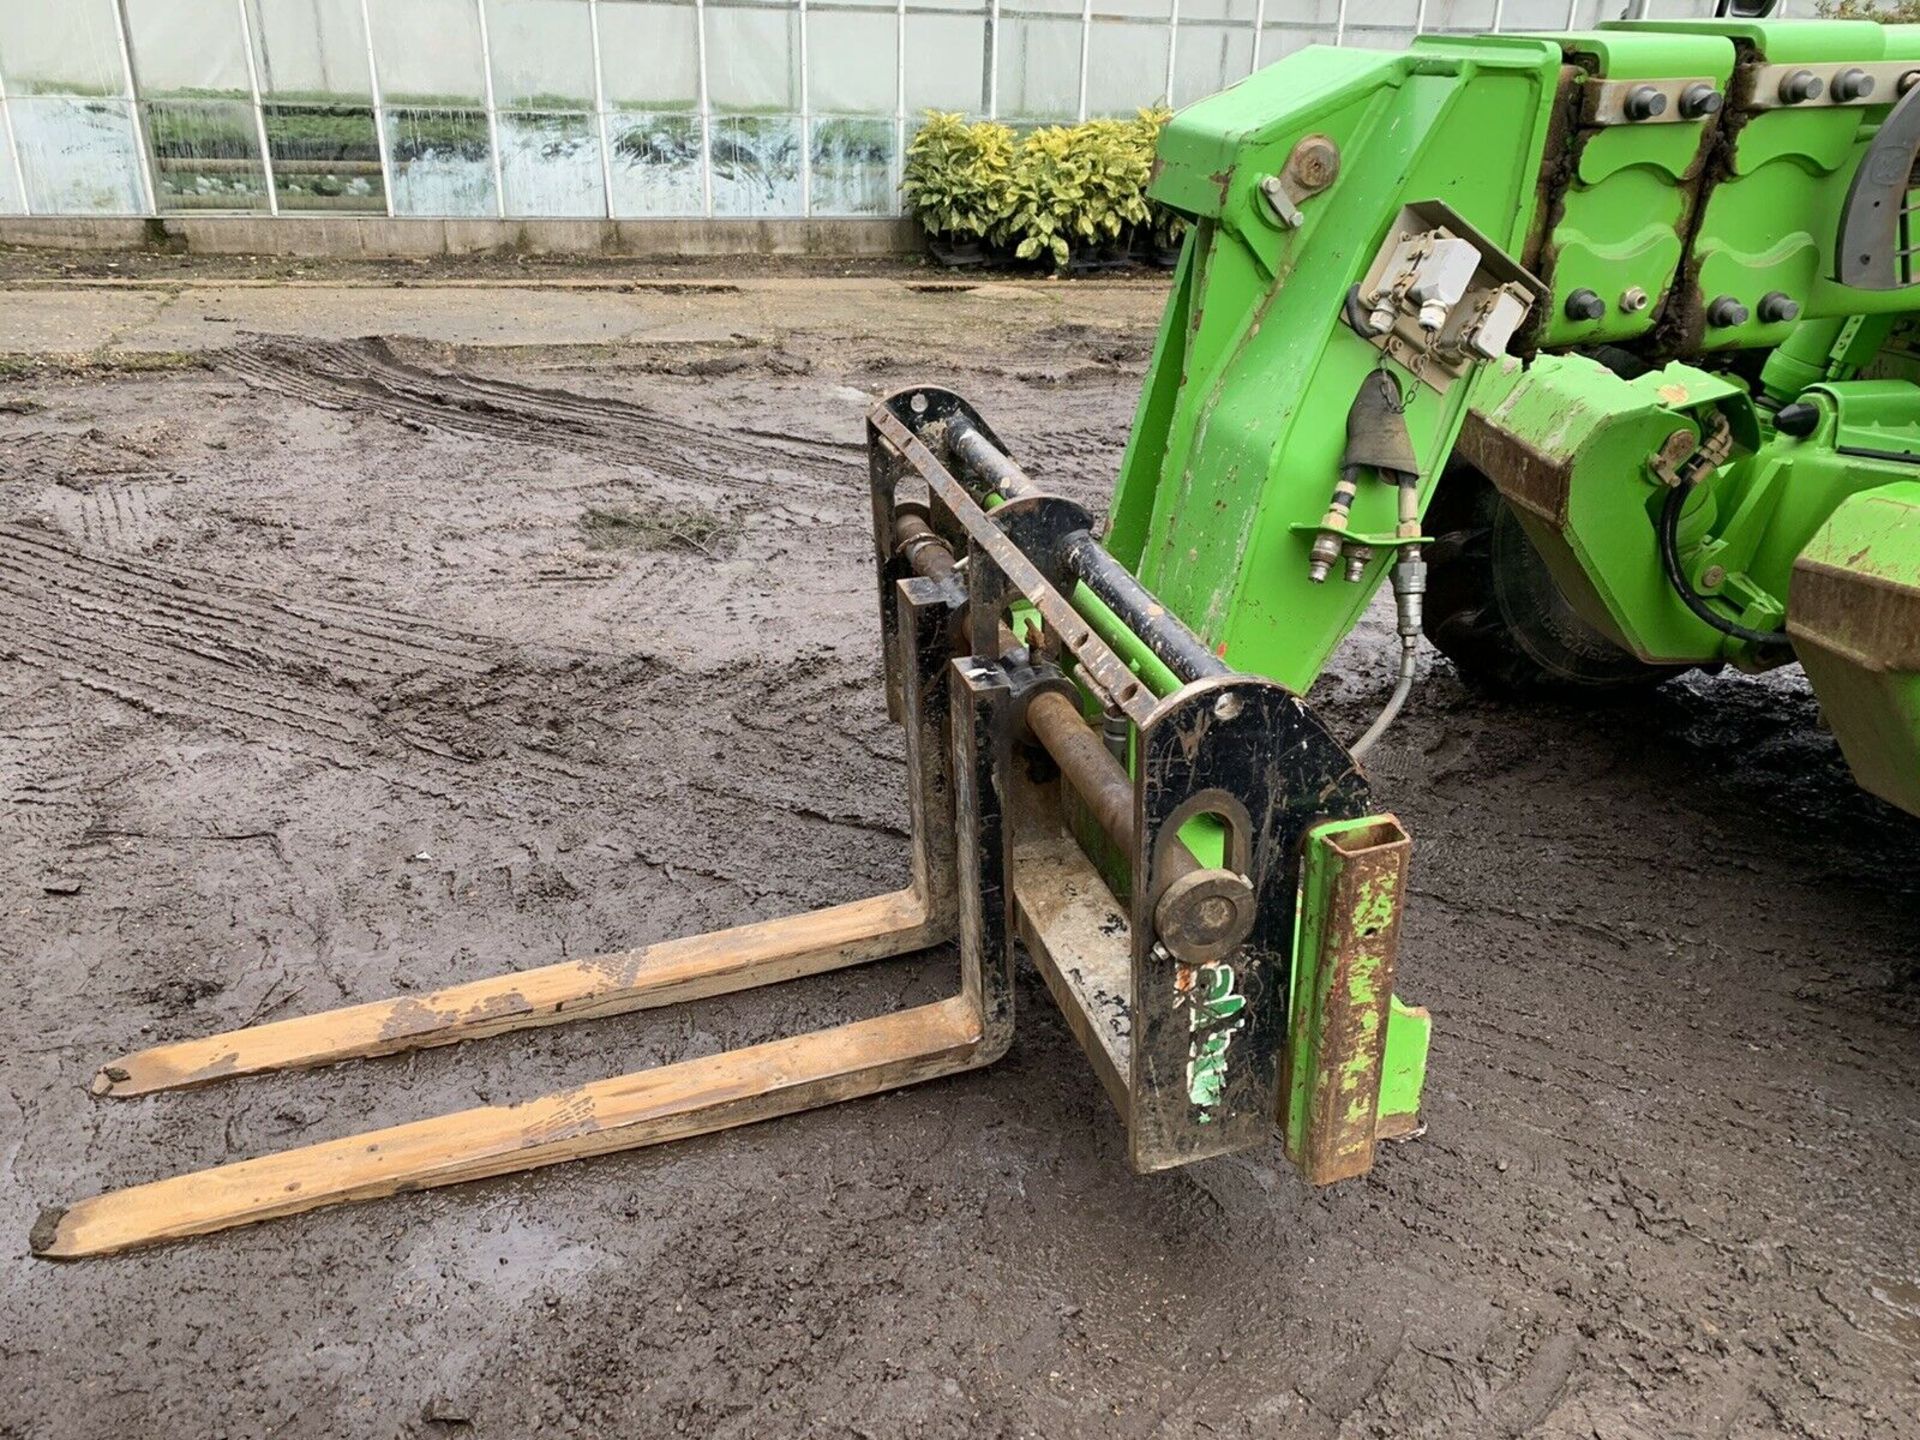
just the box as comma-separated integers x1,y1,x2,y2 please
902,111,1015,266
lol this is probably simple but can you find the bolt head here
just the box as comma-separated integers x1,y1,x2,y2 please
1563,287,1606,322
1620,286,1650,314
1626,85,1669,121
1833,67,1875,103
1707,295,1749,328
1779,69,1824,105
1700,564,1727,590
1680,83,1724,119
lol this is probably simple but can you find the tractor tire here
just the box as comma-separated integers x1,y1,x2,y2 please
1423,461,1675,694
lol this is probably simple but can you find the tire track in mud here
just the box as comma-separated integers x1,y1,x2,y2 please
0,522,908,895
219,338,859,502
217,336,1127,509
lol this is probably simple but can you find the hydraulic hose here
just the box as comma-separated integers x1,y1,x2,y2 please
1350,642,1416,762
1655,483,1792,653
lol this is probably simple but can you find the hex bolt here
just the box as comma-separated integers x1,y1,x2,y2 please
1625,85,1669,121
1902,70,1920,97
1564,288,1607,322
1758,291,1801,323
1831,67,1875,103
1680,83,1724,119
1620,286,1650,314
1707,295,1749,327
1700,564,1727,591
1779,69,1824,105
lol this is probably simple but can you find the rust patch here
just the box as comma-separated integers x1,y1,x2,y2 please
1457,410,1575,527
1790,557,1920,671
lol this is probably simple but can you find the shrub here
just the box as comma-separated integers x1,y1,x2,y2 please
903,105,1188,270
901,111,1017,243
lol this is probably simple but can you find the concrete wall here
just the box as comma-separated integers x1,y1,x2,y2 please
0,215,924,259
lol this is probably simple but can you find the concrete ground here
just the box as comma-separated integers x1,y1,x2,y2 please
0,262,1916,1439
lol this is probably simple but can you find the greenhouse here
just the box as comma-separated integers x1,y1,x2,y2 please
0,0,1747,222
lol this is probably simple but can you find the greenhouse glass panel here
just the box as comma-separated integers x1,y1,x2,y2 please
1177,0,1252,20
144,99,271,211
246,0,373,101
372,0,489,104
123,0,253,97
1259,24,1336,64
485,0,596,110
1423,0,1499,32
384,105,498,214
263,102,385,211
498,111,604,215
1173,25,1253,106
1495,0,1577,26
808,11,899,116
9,98,145,213
1086,21,1170,115
599,2,700,111
607,111,702,215
996,18,1082,122
903,13,987,116
0,3,132,98
0,133,23,214
811,115,894,216
704,6,800,113
709,114,800,215
1342,0,1420,50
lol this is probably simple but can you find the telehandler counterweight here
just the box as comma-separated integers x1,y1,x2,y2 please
37,15,1920,1256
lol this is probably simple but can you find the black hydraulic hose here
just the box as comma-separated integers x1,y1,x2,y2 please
1064,532,1230,684
946,413,1229,685
947,415,1037,501
1656,482,1792,652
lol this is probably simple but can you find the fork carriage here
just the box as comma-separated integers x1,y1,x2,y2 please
36,388,1425,1259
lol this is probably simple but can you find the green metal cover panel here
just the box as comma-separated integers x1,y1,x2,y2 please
1110,38,1564,692
1532,31,1735,350
1607,20,1920,348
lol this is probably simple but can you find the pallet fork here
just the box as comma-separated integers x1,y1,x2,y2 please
34,390,1428,1259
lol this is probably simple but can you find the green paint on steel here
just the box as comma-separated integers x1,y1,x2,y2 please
1284,814,1423,1180
1109,36,1566,692
1790,481,1920,816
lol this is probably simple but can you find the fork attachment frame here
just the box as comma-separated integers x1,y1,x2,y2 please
36,387,1421,1259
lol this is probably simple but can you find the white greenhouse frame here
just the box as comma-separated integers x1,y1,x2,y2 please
0,0,1750,221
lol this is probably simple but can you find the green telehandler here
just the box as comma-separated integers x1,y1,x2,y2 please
34,15,1920,1257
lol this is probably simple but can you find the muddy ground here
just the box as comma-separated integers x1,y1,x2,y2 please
0,270,1916,1439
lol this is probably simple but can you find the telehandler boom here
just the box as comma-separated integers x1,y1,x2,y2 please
35,16,1920,1257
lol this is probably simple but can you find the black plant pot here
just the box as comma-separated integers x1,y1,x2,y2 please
927,235,991,268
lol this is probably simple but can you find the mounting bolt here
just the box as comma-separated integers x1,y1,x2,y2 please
1778,69,1824,105
1832,67,1875,104
1679,83,1724,119
1700,564,1727,591
1901,70,1920,97
1564,288,1607,322
1284,134,1341,196
1259,174,1304,229
1707,295,1749,328
1620,286,1650,314
1758,290,1801,323
1625,85,1669,121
